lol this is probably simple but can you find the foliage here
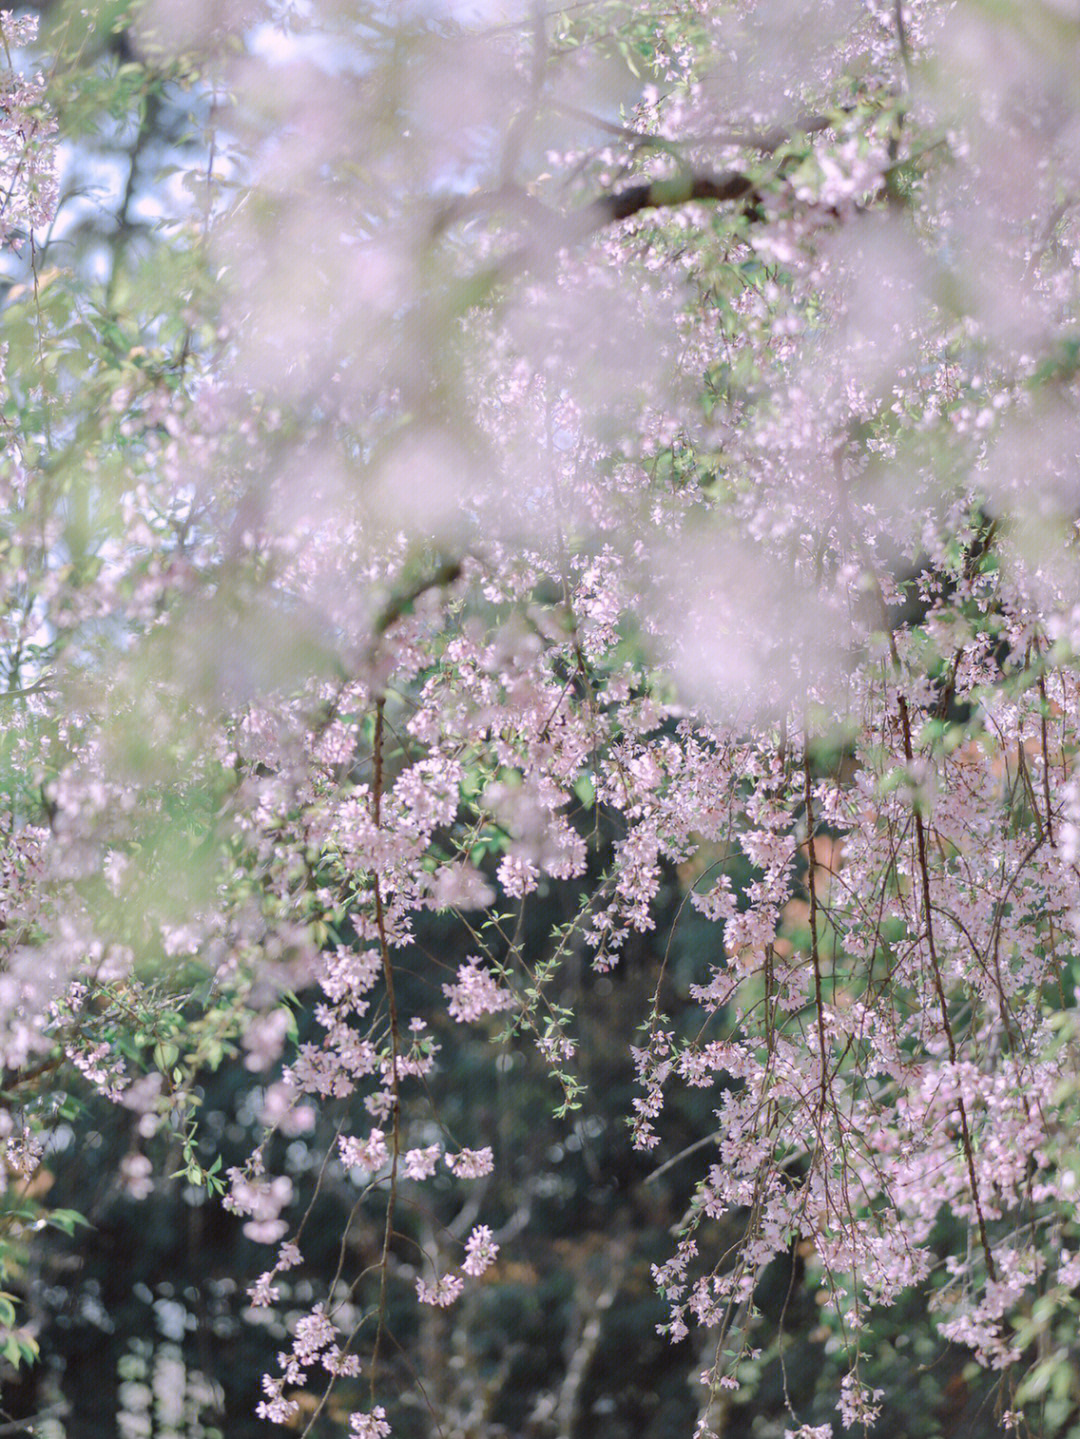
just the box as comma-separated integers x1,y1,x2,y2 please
2,1,1080,1436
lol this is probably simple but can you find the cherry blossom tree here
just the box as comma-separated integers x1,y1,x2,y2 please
3,0,1080,1435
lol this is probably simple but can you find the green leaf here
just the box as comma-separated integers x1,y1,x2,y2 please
47,1209,92,1236
153,1041,179,1071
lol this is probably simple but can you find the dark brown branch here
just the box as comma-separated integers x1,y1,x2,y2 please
1036,640,1056,847
432,169,762,260
432,133,940,317
372,558,463,639
896,696,997,1286
588,169,758,226
861,556,998,1285
437,130,939,259
804,742,831,1115
0,678,51,701
370,697,403,1396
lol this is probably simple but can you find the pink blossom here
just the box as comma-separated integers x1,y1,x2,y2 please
339,1129,390,1176
445,1147,494,1179
349,1406,391,1438
402,1144,442,1180
248,1272,280,1307
416,1274,464,1307
462,1224,499,1277
276,1240,302,1270
443,959,516,1024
